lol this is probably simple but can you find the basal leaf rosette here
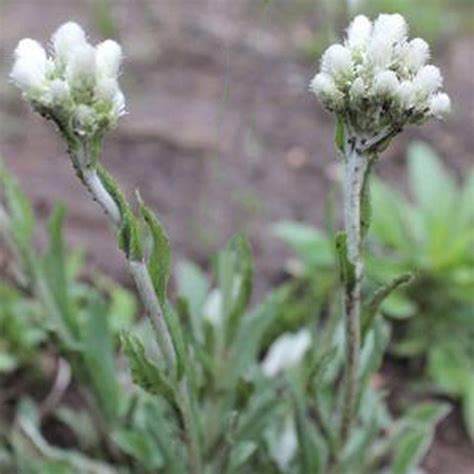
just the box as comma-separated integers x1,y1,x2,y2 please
310,14,451,149
10,22,125,141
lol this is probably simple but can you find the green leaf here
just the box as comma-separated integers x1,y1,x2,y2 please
176,260,209,320
361,273,413,338
335,232,355,292
96,165,142,260
391,429,432,474
272,221,334,267
225,234,253,343
408,141,455,215
112,429,163,469
162,301,187,380
138,197,170,306
335,115,345,153
121,331,178,409
83,294,119,423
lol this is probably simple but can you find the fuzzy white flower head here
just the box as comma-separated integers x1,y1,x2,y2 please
96,40,123,78
10,21,126,138
52,22,87,63
321,44,353,82
261,329,311,378
310,13,450,143
429,93,451,119
346,15,372,51
406,38,430,72
413,65,443,96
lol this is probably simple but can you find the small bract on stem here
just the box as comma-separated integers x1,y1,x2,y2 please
310,12,451,455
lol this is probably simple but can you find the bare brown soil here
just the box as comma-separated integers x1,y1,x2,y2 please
1,1,473,472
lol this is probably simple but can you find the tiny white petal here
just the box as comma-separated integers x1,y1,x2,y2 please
372,13,408,44
52,22,87,63
49,79,70,104
261,329,311,378
66,43,97,84
430,92,451,118
112,91,126,117
95,77,120,102
397,80,416,109
346,15,372,50
10,58,46,92
405,38,430,72
349,77,365,101
413,65,443,95
96,40,122,78
373,70,399,96
321,44,353,79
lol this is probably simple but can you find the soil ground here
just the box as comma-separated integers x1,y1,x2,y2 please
0,1,473,472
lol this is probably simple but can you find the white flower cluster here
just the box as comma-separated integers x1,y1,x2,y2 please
310,14,451,138
10,22,125,138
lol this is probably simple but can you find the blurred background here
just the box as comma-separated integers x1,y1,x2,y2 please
0,0,473,472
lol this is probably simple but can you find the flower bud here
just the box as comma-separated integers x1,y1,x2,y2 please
49,79,70,104
96,40,122,78
10,58,46,92
66,43,96,85
320,44,353,80
346,15,372,50
349,77,365,102
372,13,407,45
406,38,430,72
310,73,344,110
413,65,442,96
373,70,399,96
52,22,87,64
397,80,415,109
429,93,451,119
95,77,120,102
14,39,47,65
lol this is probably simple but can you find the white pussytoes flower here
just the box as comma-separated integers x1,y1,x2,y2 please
346,15,372,50
10,21,126,138
413,65,442,96
406,38,430,72
261,329,311,378
321,44,353,82
52,22,87,63
310,73,343,110
429,93,451,119
310,13,451,142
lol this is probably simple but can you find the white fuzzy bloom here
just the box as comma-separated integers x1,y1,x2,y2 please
95,77,120,102
373,70,399,96
372,13,407,45
366,36,393,68
96,40,122,78
349,77,365,101
66,43,96,84
14,39,47,65
311,13,450,137
271,417,298,472
406,38,430,72
310,73,343,109
346,15,372,50
10,58,46,92
321,44,353,80
49,79,70,103
413,65,443,96
397,80,415,109
429,93,451,118
52,22,87,63
261,329,311,378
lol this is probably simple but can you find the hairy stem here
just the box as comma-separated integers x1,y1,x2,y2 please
340,142,369,446
71,144,202,472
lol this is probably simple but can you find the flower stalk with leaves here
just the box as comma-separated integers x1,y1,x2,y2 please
310,13,451,450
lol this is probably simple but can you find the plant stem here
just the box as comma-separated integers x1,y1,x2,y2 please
340,140,368,446
70,145,203,473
